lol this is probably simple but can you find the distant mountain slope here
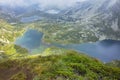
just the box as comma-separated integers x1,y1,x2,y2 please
0,0,120,44
21,0,120,43
60,0,120,41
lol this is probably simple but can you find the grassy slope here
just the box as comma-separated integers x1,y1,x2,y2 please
106,60,120,67
0,19,120,80
0,19,23,43
0,19,26,56
15,21,98,44
0,48,120,80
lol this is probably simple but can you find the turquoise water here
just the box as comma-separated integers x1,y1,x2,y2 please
15,29,120,62
15,29,43,50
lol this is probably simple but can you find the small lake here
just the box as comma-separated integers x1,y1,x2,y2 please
20,16,42,23
15,29,120,62
15,29,43,50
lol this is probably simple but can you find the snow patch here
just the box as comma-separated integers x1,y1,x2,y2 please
45,9,60,14
111,18,119,31
107,0,117,8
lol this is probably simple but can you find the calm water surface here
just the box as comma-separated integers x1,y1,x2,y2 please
15,29,120,62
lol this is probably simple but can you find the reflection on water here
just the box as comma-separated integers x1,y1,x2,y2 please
15,29,120,62
68,41,120,62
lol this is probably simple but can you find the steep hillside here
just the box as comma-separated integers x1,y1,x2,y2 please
0,20,20,44
0,7,18,22
106,60,120,67
0,1,120,80
16,0,120,44
0,0,120,44
0,19,26,57
0,48,120,80
61,0,120,41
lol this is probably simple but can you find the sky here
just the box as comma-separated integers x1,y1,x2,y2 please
0,0,87,9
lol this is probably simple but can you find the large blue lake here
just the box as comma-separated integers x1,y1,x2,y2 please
15,29,120,62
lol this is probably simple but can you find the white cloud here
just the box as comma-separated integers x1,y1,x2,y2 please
38,0,86,9
0,0,28,7
0,0,87,9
